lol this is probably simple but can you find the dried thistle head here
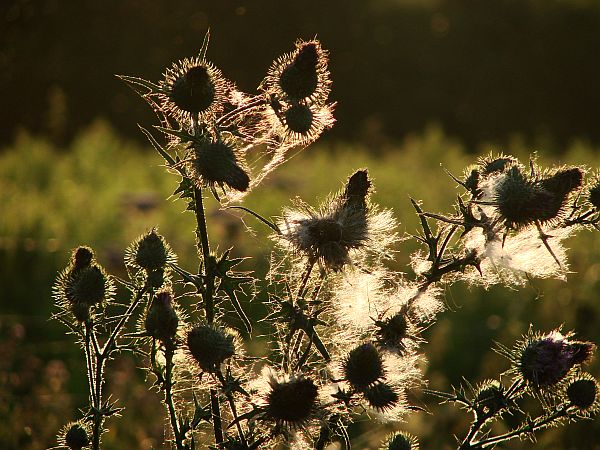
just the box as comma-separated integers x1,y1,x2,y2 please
264,376,320,428
278,169,396,271
159,56,228,126
342,342,385,391
57,421,91,450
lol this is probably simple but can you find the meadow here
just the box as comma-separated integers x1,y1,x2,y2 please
2,122,600,448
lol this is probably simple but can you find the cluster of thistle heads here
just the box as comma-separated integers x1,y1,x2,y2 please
51,34,600,450
120,33,334,202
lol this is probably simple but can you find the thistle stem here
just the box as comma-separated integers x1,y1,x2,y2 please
210,389,224,446
164,342,185,450
193,186,215,324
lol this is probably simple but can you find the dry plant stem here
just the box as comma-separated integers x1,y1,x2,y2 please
216,370,248,446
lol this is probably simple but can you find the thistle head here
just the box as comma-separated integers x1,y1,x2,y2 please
187,137,250,193
587,178,600,209
566,373,600,415
343,342,385,391
125,229,176,272
159,56,228,125
264,376,319,428
362,381,401,411
145,289,179,342
58,421,90,450
502,329,595,390
473,379,510,420
186,323,237,373
380,431,419,450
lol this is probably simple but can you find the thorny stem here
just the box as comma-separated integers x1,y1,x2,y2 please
84,322,97,407
469,407,569,449
217,370,248,447
193,186,216,323
164,342,185,450
210,389,224,446
296,259,315,301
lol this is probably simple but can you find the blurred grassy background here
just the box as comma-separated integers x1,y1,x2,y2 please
2,0,600,448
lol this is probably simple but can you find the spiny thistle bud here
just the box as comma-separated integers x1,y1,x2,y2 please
588,180,600,209
540,167,583,199
60,421,90,450
479,155,517,176
375,312,410,352
473,380,509,419
188,139,250,192
343,343,385,390
566,373,599,413
70,246,94,272
159,57,227,124
508,330,595,389
126,229,176,272
145,289,179,342
363,381,400,411
186,324,236,372
265,377,318,427
380,431,419,450
284,103,313,133
343,169,370,209
65,265,109,307
146,268,166,290
264,39,330,103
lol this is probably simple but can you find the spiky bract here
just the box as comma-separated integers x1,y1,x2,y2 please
473,379,511,420
145,289,179,342
380,431,419,450
58,421,90,450
566,373,600,415
343,343,385,390
363,381,401,411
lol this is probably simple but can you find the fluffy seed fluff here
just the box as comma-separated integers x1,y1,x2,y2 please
277,169,397,271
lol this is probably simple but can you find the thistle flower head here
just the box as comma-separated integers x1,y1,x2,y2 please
363,381,401,411
587,177,600,209
125,228,177,272
501,329,595,391
342,342,385,390
262,39,331,103
186,135,250,193
70,246,94,272
565,373,600,415
145,288,179,342
492,165,583,229
186,323,237,373
58,421,90,450
380,431,419,450
473,379,511,420
264,375,319,428
278,169,396,271
159,56,228,126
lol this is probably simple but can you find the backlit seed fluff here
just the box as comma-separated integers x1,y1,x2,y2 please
265,377,319,427
186,324,236,372
380,431,419,450
125,229,176,272
343,343,385,390
187,138,250,193
159,57,228,125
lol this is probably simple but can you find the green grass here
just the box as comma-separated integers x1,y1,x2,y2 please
2,122,600,449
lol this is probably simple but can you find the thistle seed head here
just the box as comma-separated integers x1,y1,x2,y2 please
145,289,179,342
265,376,319,427
566,373,599,413
188,138,250,192
375,312,410,352
473,379,509,419
284,103,313,134
186,324,236,372
380,431,419,450
65,265,109,307
343,343,385,390
363,382,400,411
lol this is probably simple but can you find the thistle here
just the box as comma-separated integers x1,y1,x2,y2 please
125,228,177,272
264,376,319,428
342,343,385,390
186,323,237,373
380,431,419,450
565,373,600,415
145,289,179,343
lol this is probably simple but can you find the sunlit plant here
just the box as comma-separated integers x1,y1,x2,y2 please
51,32,599,449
